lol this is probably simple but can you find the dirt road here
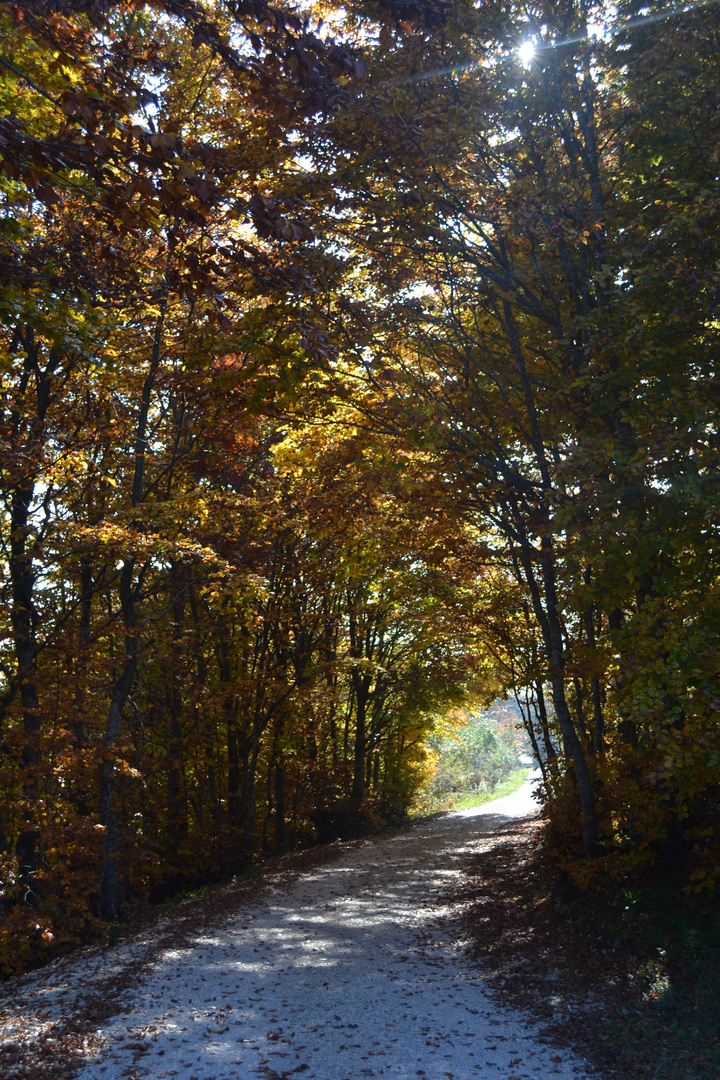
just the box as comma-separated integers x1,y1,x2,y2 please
1,778,591,1080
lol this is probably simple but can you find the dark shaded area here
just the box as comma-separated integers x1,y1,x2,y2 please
311,794,410,842
444,817,720,1080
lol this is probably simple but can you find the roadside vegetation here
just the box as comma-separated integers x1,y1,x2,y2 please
415,704,531,814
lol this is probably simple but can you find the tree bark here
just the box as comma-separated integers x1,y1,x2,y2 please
539,537,598,854
98,291,167,920
166,562,188,861
583,589,605,755
514,523,598,854
275,763,286,851
98,561,138,920
8,330,60,903
351,677,368,800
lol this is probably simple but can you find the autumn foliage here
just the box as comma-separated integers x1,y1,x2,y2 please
1,0,719,977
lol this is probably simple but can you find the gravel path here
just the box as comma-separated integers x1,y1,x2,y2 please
1,779,592,1080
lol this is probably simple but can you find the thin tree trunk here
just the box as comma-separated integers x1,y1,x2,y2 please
166,562,188,862
514,688,548,785
226,716,241,829
275,763,286,851
590,677,604,755
9,331,59,903
583,582,605,755
573,677,591,745
189,583,220,825
98,561,139,920
71,557,93,750
241,731,262,865
496,310,598,852
539,537,598,854
12,470,43,903
515,523,598,854
534,679,557,768
98,291,167,920
351,682,367,800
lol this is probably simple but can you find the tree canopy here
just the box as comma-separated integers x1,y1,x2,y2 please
1,0,719,974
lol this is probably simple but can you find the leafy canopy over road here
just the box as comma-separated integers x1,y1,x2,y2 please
1,0,719,975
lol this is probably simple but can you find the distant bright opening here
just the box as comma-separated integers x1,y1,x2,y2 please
518,40,535,67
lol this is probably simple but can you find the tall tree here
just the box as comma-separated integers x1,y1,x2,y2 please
314,0,720,867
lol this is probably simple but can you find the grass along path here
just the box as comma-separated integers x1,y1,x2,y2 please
413,767,531,816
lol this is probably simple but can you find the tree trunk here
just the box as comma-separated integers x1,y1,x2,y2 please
98,291,167,920
275,763,286,851
583,588,605,755
515,689,548,785
188,583,220,825
241,732,262,865
9,331,59,904
540,538,598,854
534,679,557,769
71,557,94,750
98,561,138,920
351,680,367,800
166,562,188,861
12,474,43,905
516,525,598,855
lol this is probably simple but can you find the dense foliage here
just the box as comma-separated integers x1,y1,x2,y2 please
422,703,527,810
1,0,719,975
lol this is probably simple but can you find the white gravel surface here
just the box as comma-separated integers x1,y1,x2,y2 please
1,777,591,1080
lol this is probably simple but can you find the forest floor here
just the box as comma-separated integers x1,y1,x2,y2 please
0,777,595,1080
453,806,720,1080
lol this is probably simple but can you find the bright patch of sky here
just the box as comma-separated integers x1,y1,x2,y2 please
402,283,435,301
517,40,535,68
515,0,719,67
291,153,315,172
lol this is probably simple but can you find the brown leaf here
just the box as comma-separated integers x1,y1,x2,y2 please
35,186,61,206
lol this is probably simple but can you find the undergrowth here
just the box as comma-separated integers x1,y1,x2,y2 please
412,767,529,816
579,880,720,1078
